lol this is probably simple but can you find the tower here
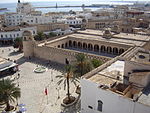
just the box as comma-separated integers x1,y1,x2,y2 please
22,31,35,58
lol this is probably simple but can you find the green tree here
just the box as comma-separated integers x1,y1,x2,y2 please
91,59,103,68
0,79,21,111
13,37,23,52
34,32,45,41
75,53,93,77
56,65,79,103
48,32,57,38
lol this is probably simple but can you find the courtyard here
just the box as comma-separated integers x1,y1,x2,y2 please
0,46,79,113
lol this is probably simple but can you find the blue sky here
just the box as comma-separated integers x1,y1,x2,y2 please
0,0,149,3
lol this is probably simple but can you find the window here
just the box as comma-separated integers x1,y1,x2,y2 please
33,31,35,34
1,35,3,38
97,100,103,112
5,35,7,38
17,34,19,36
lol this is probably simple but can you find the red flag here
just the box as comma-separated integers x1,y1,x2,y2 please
45,88,48,95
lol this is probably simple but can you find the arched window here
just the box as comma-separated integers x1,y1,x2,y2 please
94,45,99,52
107,46,112,54
101,45,106,52
61,44,64,48
97,100,103,112
69,40,72,47
88,43,93,51
119,48,124,54
78,42,82,49
58,45,60,48
83,43,87,50
73,41,77,48
65,43,68,48
113,47,118,55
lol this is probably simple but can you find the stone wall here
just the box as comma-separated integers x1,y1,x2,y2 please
36,23,69,32
34,45,111,65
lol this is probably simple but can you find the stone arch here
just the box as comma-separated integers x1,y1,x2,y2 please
61,44,64,48
78,42,82,49
113,47,118,55
73,41,77,48
58,45,60,48
65,43,68,48
69,40,72,47
119,48,125,54
101,45,106,52
94,44,99,52
107,46,112,54
88,43,93,51
83,43,87,50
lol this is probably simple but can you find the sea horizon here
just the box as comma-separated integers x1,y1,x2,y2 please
0,0,142,14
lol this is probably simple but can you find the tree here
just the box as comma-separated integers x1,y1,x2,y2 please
75,53,93,77
56,65,79,104
91,59,103,68
48,32,57,38
34,32,45,41
0,79,21,111
13,37,23,52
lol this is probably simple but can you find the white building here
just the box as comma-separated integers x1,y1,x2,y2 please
4,13,24,26
81,48,150,113
23,15,56,25
65,17,82,25
114,5,129,19
0,25,37,44
62,17,83,28
16,0,35,14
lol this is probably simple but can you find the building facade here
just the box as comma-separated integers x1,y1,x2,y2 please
81,48,150,113
0,25,37,45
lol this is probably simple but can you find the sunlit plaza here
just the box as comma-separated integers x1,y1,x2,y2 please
0,46,80,113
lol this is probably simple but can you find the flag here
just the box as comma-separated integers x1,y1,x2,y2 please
45,88,48,95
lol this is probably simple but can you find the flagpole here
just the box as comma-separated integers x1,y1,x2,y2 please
47,92,48,105
45,87,48,104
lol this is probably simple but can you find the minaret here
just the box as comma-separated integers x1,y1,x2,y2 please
22,31,35,58
18,0,20,3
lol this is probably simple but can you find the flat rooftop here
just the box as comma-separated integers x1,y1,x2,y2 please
130,49,150,65
76,29,149,46
39,29,149,47
87,60,124,85
0,24,35,32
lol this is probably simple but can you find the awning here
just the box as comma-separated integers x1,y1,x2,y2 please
0,63,18,72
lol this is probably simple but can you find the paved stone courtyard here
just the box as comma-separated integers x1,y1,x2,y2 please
0,46,79,113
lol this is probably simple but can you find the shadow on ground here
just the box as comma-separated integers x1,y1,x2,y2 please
16,56,26,65
26,57,65,72
8,51,22,56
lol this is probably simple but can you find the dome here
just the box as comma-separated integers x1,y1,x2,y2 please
104,29,111,34
103,29,112,39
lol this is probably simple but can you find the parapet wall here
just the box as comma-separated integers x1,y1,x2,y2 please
34,45,111,65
